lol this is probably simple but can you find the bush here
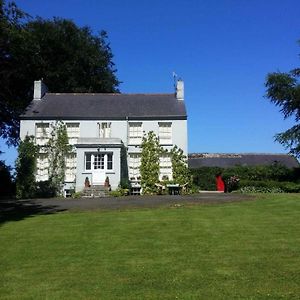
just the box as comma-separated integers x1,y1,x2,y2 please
239,179,300,193
119,178,130,189
191,167,222,191
279,182,300,193
240,186,284,193
0,161,14,198
35,181,57,198
110,188,129,197
16,136,38,199
226,176,240,192
191,165,300,192
72,192,82,198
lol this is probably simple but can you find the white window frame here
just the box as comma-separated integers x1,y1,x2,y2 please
159,122,172,145
66,123,80,145
99,122,111,138
35,122,50,146
128,153,141,180
85,152,113,171
65,153,77,182
36,153,49,181
129,122,143,145
159,153,172,180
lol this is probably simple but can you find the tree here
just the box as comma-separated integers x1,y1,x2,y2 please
15,135,38,199
170,145,191,186
265,41,300,156
0,0,30,145
140,131,161,194
0,0,120,146
0,159,13,198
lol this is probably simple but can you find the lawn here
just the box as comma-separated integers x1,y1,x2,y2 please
1,194,300,299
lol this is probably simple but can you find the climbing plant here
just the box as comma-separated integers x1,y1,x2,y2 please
46,122,72,195
140,131,162,194
15,135,38,199
170,145,191,186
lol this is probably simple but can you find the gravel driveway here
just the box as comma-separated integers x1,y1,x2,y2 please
1,193,254,215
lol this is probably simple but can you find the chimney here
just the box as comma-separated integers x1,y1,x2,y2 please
176,79,184,101
33,80,48,100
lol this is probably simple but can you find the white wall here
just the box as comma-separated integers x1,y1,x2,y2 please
20,118,187,154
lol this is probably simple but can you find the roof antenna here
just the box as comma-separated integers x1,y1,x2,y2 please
172,71,178,89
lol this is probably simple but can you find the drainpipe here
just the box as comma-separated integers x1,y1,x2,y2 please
126,116,129,147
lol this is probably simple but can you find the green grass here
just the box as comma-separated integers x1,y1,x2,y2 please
1,194,300,299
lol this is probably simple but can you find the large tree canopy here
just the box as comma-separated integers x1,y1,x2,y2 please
0,0,120,146
265,42,300,157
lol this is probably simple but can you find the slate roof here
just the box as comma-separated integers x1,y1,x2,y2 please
188,153,300,169
21,93,187,120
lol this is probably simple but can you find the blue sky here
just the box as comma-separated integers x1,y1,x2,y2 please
1,0,300,168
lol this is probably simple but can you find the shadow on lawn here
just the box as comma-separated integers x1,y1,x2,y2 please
0,199,66,225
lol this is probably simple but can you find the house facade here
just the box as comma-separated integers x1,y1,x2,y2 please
20,80,188,195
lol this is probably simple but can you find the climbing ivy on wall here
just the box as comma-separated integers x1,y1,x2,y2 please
140,131,161,194
170,145,191,185
46,122,72,195
140,132,191,194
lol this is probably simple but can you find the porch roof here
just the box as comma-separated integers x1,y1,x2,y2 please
75,137,123,148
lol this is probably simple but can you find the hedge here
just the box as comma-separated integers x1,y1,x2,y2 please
190,165,300,192
239,180,300,193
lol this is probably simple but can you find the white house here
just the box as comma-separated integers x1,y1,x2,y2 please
20,80,188,195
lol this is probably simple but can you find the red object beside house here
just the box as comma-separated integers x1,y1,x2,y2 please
216,175,225,192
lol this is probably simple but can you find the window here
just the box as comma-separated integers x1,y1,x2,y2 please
85,153,113,171
94,154,105,169
36,123,50,145
65,153,76,182
36,153,49,181
85,153,92,170
107,153,113,170
129,122,143,144
159,122,172,144
159,153,172,180
66,123,80,144
128,153,141,179
99,122,111,138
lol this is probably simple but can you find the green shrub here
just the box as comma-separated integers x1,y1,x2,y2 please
0,161,14,198
72,192,82,198
226,176,240,192
109,190,121,197
240,186,284,193
16,136,38,199
35,180,57,198
119,178,130,189
190,165,300,192
239,179,279,189
239,179,300,193
110,188,129,197
277,182,300,193
191,167,222,191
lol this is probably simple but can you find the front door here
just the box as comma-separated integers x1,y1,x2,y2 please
92,154,106,185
